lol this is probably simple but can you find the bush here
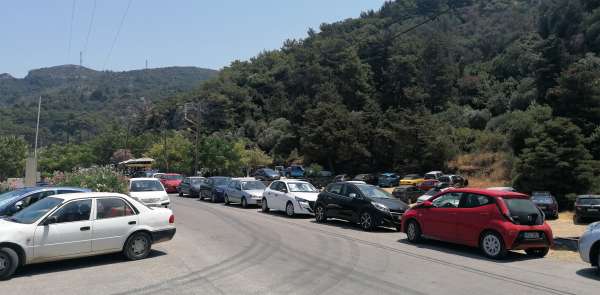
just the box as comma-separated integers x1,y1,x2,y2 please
53,166,128,193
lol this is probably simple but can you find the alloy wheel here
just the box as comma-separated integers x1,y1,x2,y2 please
482,234,501,257
360,212,373,230
0,255,6,272
286,202,294,217
407,222,417,240
131,237,148,256
242,198,247,208
315,206,326,222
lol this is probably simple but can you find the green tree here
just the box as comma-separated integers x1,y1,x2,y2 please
146,132,193,173
0,136,27,181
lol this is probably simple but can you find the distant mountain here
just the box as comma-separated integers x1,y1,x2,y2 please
0,65,218,145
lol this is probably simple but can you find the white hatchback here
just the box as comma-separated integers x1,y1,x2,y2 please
129,178,170,208
262,180,320,217
0,192,176,280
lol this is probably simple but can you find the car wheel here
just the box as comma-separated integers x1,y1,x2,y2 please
596,251,600,276
406,220,422,243
315,205,327,223
0,247,18,281
261,198,270,213
241,197,248,208
359,211,375,231
124,232,152,261
480,231,507,259
286,202,295,217
224,195,230,205
525,248,549,258
179,191,184,197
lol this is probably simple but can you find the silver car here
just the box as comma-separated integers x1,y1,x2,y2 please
578,221,600,274
223,178,266,208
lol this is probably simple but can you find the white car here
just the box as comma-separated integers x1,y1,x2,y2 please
129,178,170,208
578,222,600,275
424,171,443,180
223,178,266,208
0,192,175,280
416,187,452,204
262,180,319,216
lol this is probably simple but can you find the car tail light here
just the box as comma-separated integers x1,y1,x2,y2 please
169,215,175,224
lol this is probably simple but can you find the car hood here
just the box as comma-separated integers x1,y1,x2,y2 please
244,190,265,197
290,192,319,202
130,191,168,200
0,218,33,239
372,198,408,211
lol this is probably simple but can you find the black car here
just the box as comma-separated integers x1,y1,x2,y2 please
253,168,281,181
314,182,409,231
353,174,378,185
392,185,423,204
178,177,207,198
531,191,559,219
575,195,600,223
199,176,231,202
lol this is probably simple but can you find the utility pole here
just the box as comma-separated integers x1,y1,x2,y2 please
184,102,202,176
34,96,42,164
79,51,83,67
145,59,148,70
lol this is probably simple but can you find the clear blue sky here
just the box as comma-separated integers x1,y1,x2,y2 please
0,0,387,78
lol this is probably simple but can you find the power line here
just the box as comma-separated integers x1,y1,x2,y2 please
103,0,133,70
67,0,77,64
389,3,458,40
82,0,97,60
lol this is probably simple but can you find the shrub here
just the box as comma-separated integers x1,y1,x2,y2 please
53,166,128,193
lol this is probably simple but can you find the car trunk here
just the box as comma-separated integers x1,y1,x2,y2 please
502,198,544,226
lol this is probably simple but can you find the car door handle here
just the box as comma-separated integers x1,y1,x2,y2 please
80,226,91,231
128,221,137,225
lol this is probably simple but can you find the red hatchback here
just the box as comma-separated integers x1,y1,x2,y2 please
401,188,553,259
159,173,184,193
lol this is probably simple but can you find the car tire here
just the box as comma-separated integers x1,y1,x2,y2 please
315,205,327,223
241,197,248,208
285,202,295,217
0,247,19,281
480,231,507,260
525,247,549,258
179,191,184,197
124,232,152,261
261,198,270,213
406,220,422,243
224,195,230,205
596,251,600,276
359,211,375,231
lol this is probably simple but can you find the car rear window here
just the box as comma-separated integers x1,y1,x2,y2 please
532,196,554,204
577,198,600,205
503,198,544,225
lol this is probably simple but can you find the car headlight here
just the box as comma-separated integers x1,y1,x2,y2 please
372,202,390,213
295,197,308,203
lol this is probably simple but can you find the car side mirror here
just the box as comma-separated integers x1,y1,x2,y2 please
14,201,24,211
43,216,58,226
349,193,357,199
421,201,433,208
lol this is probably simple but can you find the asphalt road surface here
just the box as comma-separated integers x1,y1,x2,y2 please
2,195,600,295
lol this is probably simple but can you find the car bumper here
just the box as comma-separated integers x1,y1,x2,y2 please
578,230,595,264
144,201,170,208
376,211,403,228
576,209,600,219
295,200,315,215
505,227,553,250
246,197,263,205
151,228,176,244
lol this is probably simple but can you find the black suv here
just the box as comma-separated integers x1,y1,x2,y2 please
314,182,409,231
574,195,600,223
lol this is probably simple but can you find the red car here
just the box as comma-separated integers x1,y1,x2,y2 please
159,173,184,193
401,188,553,259
417,179,440,191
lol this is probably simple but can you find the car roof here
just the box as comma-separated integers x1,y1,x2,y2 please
380,173,396,176
130,177,161,181
48,192,129,201
231,177,259,181
162,173,181,176
445,188,529,198
426,171,443,174
277,179,311,184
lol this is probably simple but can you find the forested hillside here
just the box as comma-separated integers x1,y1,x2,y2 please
3,0,600,203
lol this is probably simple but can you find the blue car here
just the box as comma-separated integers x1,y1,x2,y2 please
378,173,400,188
286,165,305,178
0,186,91,217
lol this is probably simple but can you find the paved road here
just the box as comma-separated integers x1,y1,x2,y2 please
2,195,600,295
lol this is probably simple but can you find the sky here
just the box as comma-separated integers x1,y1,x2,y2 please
0,0,387,78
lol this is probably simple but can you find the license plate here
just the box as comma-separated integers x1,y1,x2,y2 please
588,209,599,212
524,232,540,239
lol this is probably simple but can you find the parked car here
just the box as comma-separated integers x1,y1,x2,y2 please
574,195,600,223
378,173,400,187
416,186,452,204
400,174,425,186
438,174,468,188
417,179,440,191
132,170,157,178
424,171,443,180
314,182,409,231
487,187,517,192
353,174,378,185
158,173,183,193
0,187,91,218
578,221,600,275
199,176,231,202
402,188,553,259
334,174,352,183
129,178,170,208
262,180,320,217
254,168,281,181
392,185,424,204
0,192,175,280
223,178,266,208
285,165,305,178
531,191,559,219
178,177,206,198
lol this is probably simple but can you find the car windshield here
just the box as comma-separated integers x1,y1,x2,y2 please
288,182,317,192
131,180,164,192
356,184,391,199
212,178,230,186
9,197,63,224
577,198,600,205
532,196,554,204
503,198,543,225
242,181,266,190
190,178,205,184
0,189,32,207
163,175,183,180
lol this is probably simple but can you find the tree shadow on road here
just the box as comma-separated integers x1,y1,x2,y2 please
14,250,167,278
260,210,314,219
307,219,398,233
576,268,600,281
396,239,541,263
